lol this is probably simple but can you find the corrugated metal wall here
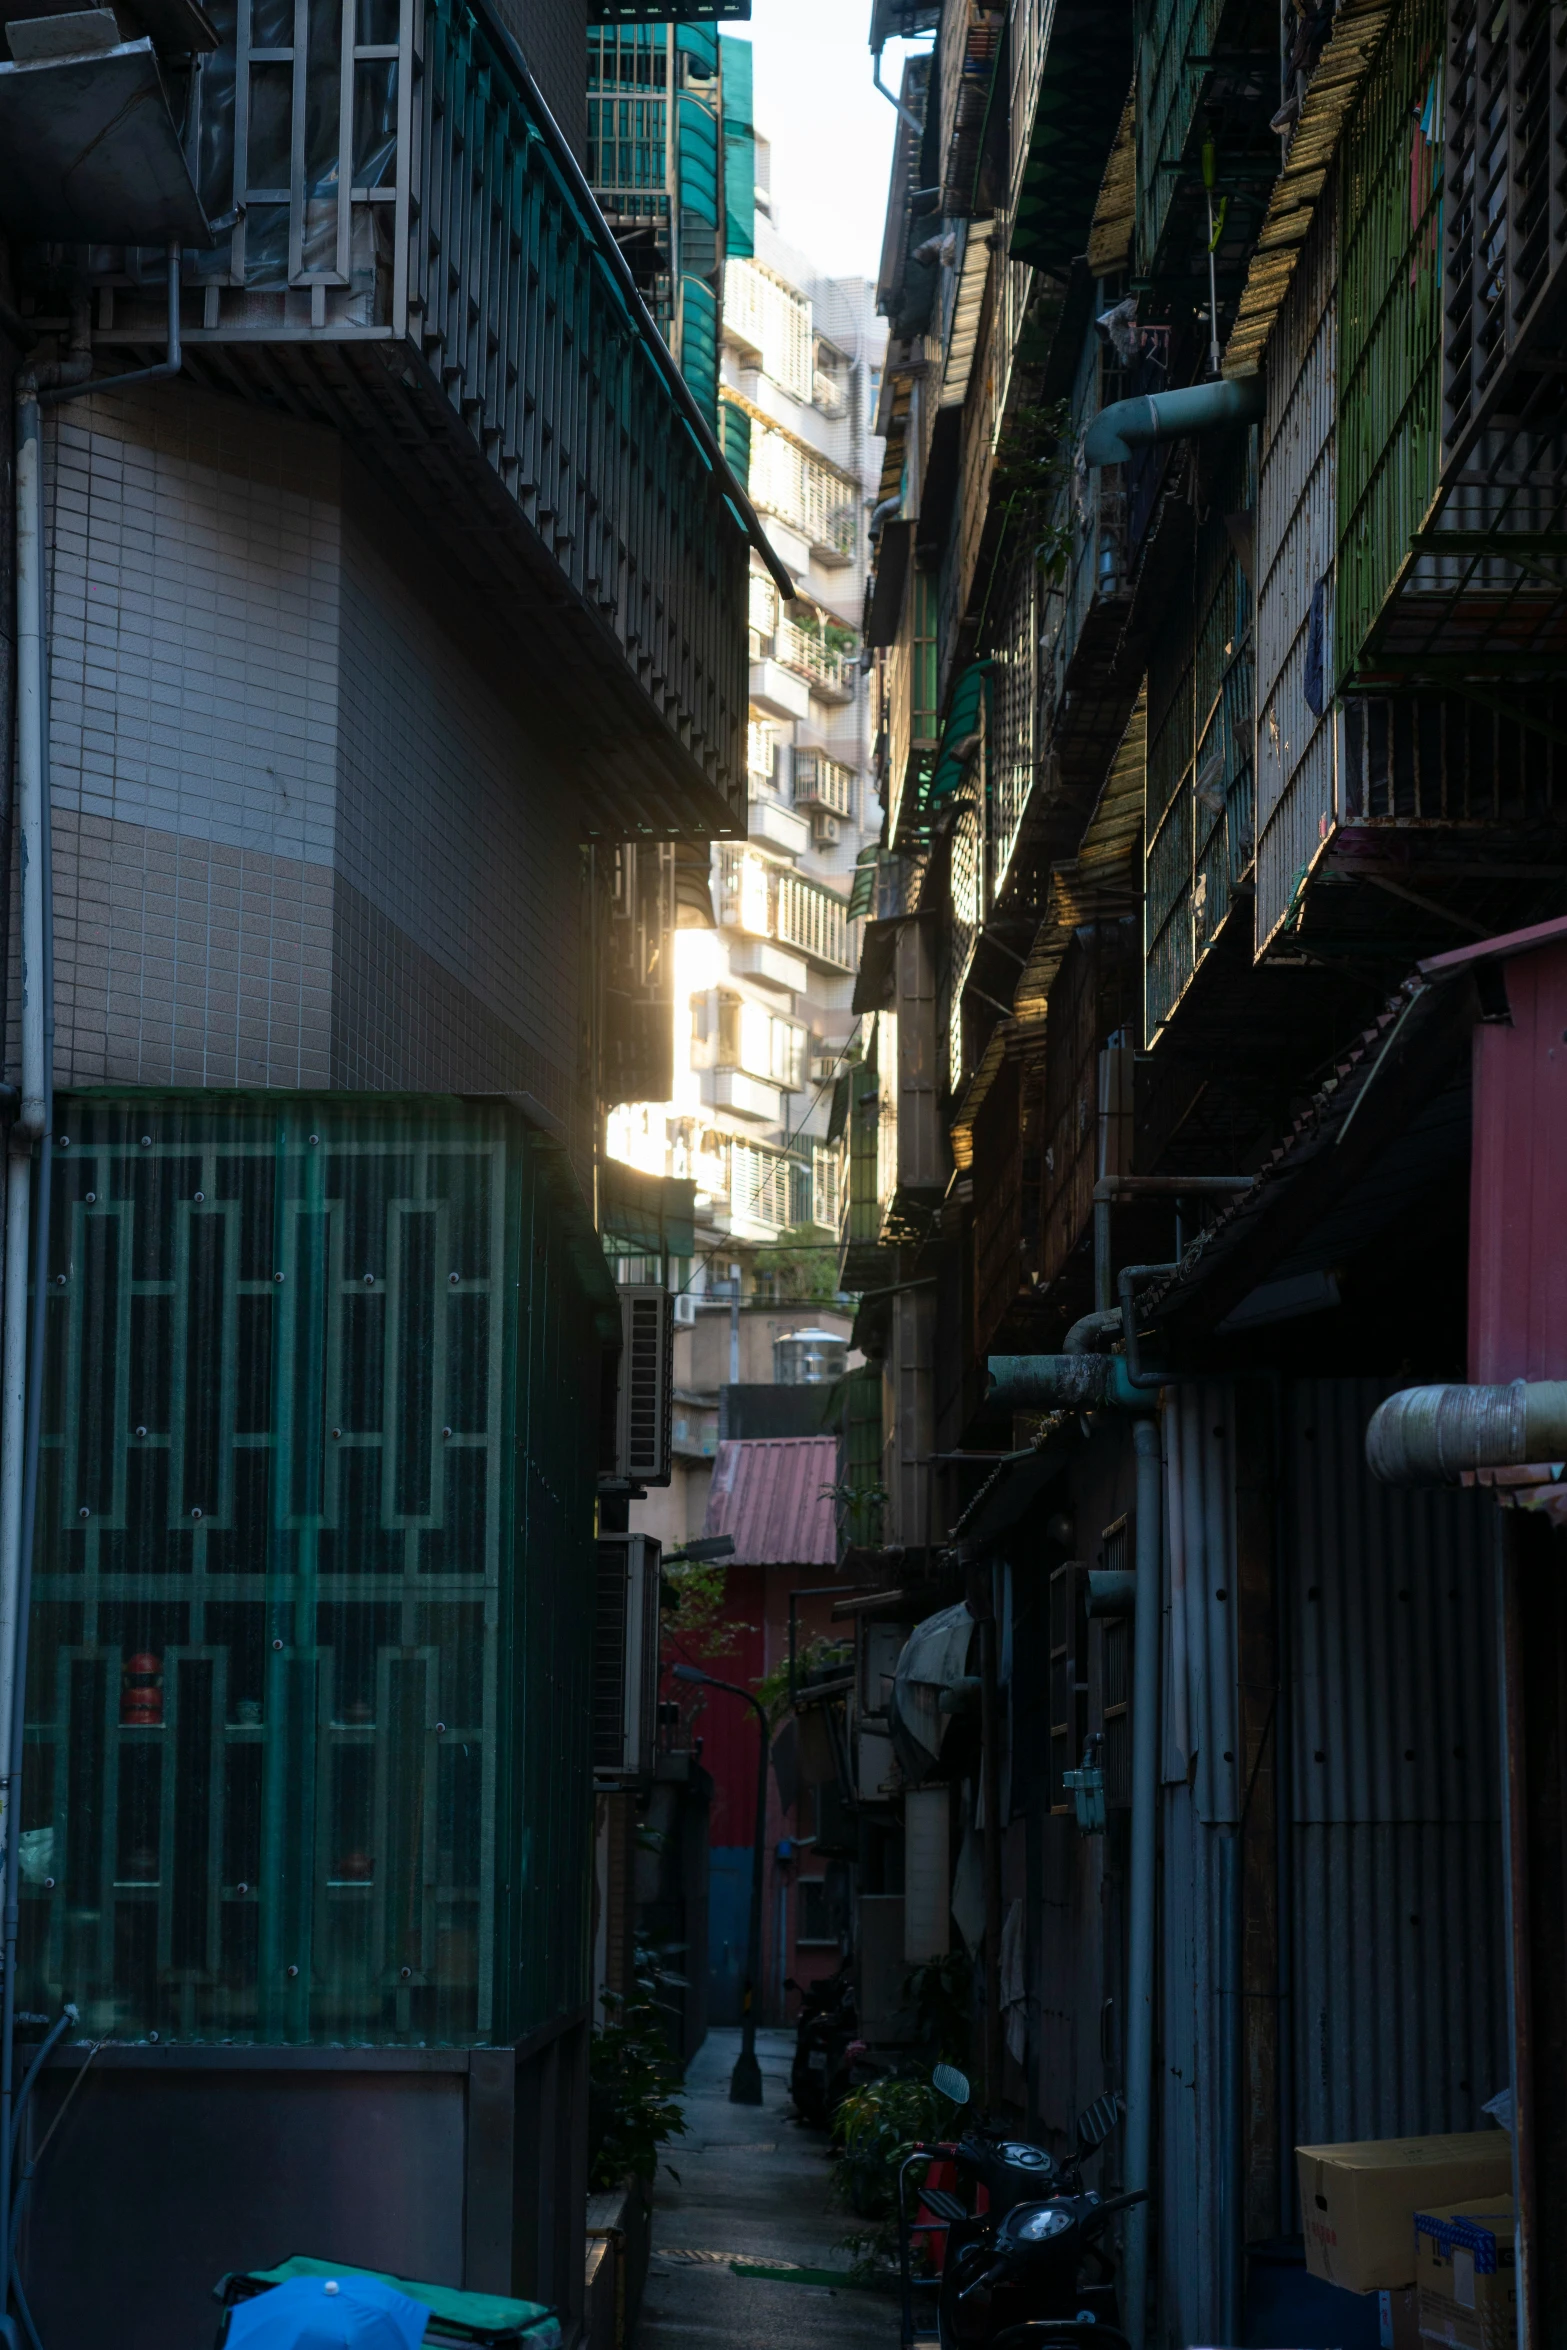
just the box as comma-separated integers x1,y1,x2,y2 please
1160,1386,1242,2348
1283,1379,1506,2161
1155,1380,1507,2335
1255,178,1340,951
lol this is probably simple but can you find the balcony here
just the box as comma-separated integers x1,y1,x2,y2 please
776,620,858,705
716,848,853,971
792,751,856,818
22,0,786,837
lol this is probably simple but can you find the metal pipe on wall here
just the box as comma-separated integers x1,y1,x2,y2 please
1123,1416,1163,2350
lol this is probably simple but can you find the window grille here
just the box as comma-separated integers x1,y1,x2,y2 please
747,429,860,563
723,256,814,398
776,871,852,970
792,752,855,818
23,1096,601,2047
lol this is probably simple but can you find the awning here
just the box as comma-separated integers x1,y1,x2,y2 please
1009,0,1133,277
599,1161,697,1259
852,916,903,1015
888,1599,975,1781
927,661,991,813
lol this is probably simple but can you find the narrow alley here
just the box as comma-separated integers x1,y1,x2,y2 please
638,2031,897,2350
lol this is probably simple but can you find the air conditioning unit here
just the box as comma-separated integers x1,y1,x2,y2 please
811,811,841,847
673,1290,697,1326
593,1532,662,1782
607,1283,673,1486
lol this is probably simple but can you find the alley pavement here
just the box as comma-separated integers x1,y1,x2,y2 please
638,2027,897,2349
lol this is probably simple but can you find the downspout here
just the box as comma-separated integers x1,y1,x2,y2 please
1123,1416,1163,2350
872,42,924,138
1083,376,1265,469
984,1338,1165,2350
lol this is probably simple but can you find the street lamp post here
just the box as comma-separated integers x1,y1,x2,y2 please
673,1661,769,2105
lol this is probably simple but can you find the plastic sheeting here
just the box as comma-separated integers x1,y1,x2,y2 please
888,1599,974,1781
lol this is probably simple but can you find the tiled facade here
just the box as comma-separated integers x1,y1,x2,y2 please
26,384,587,1150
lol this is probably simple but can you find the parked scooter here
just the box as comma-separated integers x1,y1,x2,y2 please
897,2066,1143,2350
785,1961,859,2128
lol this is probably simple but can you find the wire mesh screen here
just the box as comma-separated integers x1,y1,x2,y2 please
20,1094,601,2046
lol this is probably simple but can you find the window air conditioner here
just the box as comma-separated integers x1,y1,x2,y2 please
811,811,841,847
593,1532,663,1781
608,1283,673,1485
673,1290,698,1326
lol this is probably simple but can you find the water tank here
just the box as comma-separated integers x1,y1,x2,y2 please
772,1327,847,1385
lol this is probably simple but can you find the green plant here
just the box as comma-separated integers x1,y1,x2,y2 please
830,2073,947,2220
660,1554,750,1666
587,1945,689,2188
754,1633,851,1725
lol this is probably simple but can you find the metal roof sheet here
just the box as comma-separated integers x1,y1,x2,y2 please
702,1436,840,1566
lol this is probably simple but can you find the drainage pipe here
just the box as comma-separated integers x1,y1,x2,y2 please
1365,1381,1567,1486
872,42,924,137
1083,375,1265,469
1122,1416,1163,2350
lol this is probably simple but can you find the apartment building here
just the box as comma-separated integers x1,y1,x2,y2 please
596,50,887,1543
0,0,758,2337
819,4,1567,2346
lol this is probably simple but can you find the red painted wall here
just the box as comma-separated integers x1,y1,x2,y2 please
1470,938,1567,1381
663,1565,845,2022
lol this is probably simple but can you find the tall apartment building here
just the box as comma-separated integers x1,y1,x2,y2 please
0,0,759,2336
593,41,887,1541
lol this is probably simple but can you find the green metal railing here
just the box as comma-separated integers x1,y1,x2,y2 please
1144,435,1256,1041
1135,0,1226,274
20,1096,603,2046
1334,0,1444,681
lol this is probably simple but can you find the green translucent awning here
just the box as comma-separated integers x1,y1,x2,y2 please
1009,0,1132,277
600,1160,698,1258
928,659,991,809
848,844,879,919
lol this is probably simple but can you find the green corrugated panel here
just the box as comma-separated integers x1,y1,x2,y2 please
720,396,751,486
1011,0,1132,275
1334,0,1444,681
1135,0,1225,272
720,32,754,261
22,1095,603,2048
680,273,720,423
677,88,719,225
675,23,720,73
836,1364,884,1553
1144,432,1257,1040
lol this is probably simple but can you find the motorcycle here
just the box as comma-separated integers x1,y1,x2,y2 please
897,2065,1143,2350
785,1961,859,2129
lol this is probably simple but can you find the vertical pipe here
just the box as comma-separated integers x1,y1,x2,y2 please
1499,1516,1536,2350
1217,1822,1244,2345
1272,1377,1295,2237
978,1590,1005,2114
1123,1414,1163,2350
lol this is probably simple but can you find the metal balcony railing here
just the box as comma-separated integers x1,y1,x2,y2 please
28,0,789,837
776,620,858,701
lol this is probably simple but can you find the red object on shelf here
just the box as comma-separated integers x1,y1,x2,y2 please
120,1652,164,1726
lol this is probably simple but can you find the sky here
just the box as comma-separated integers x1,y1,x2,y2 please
744,0,931,284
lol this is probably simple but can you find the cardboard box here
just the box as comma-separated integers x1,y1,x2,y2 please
1415,2196,1517,2350
1297,2134,1514,2292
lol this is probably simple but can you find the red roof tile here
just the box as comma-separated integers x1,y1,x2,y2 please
702,1436,841,1568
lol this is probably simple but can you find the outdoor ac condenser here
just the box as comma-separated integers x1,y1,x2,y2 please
609,1281,674,1485
593,1532,663,1782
